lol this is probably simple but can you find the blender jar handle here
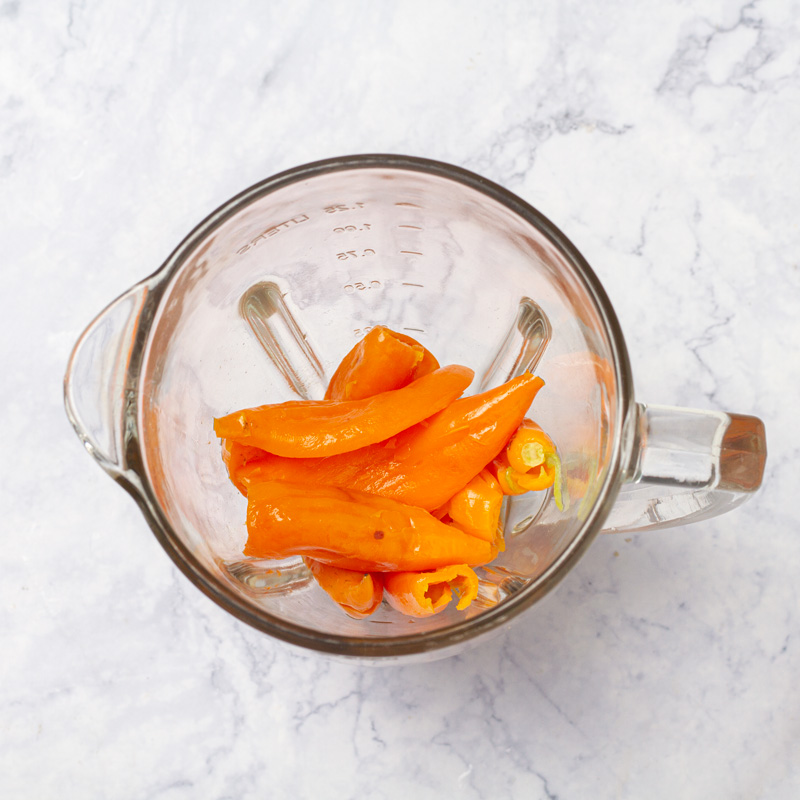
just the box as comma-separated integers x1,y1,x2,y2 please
602,403,767,533
63,282,150,478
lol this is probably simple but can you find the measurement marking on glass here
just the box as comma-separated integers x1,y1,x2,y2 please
402,282,424,287
236,213,310,254
398,224,422,229
343,280,382,293
336,249,376,260
403,327,425,333
333,223,372,233
400,250,423,255
395,202,422,208
324,202,365,214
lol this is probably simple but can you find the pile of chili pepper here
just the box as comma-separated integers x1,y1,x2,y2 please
214,326,562,619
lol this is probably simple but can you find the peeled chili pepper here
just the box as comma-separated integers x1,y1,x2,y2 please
445,470,504,545
389,331,440,378
214,363,473,458
221,439,269,495
507,420,558,478
490,418,566,510
235,441,382,497
325,326,439,401
353,372,545,510
491,452,529,495
244,480,497,571
383,565,480,617
310,327,438,617
492,419,558,491
238,373,544,510
218,325,559,621
303,558,383,619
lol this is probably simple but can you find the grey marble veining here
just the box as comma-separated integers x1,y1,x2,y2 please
2,1,798,798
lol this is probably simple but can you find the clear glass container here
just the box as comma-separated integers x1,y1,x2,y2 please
64,155,767,661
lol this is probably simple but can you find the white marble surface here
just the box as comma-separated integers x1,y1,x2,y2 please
2,1,799,797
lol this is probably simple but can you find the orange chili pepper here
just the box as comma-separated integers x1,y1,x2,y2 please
445,470,504,544
303,558,383,619
492,418,558,491
238,372,544,510
384,565,480,617
235,440,384,497
356,372,544,510
325,326,439,401
389,331,440,379
226,330,440,497
491,451,530,496
244,481,497,571
507,420,557,477
300,327,440,615
490,418,565,508
221,439,269,495
214,363,473,458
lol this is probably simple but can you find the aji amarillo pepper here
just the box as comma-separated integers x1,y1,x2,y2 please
492,418,558,493
232,428,391,614
507,419,558,477
490,418,566,510
390,331,440,376
313,328,472,617
443,470,504,545
324,326,439,401
320,333,494,617
221,439,269,495
232,441,377,497
343,372,544,511
218,325,559,620
312,327,436,617
214,363,473,458
383,565,480,617
244,480,497,572
223,417,386,620
303,558,383,619
237,372,544,511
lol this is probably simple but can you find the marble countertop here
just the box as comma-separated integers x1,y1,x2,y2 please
2,1,798,798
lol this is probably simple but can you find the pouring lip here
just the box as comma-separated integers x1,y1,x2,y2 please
120,154,635,659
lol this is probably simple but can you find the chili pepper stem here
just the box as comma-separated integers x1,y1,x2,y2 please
545,452,569,512
504,467,522,493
